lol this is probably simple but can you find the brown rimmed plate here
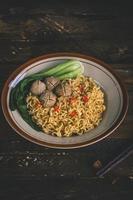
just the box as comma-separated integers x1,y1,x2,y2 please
1,53,128,149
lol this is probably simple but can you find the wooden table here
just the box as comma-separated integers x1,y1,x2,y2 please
0,1,133,199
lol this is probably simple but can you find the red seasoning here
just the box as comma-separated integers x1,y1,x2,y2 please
68,97,77,104
69,111,77,117
79,84,84,93
82,95,89,103
35,101,42,108
54,106,60,112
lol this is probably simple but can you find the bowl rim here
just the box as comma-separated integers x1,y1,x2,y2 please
1,52,129,149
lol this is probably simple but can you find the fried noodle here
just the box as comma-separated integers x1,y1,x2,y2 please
26,76,106,137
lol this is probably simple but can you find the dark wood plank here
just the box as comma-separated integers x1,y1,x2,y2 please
0,15,133,40
0,137,132,178
0,177,132,200
0,39,132,64
0,2,133,64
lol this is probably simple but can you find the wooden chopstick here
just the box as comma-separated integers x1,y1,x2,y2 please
96,144,133,177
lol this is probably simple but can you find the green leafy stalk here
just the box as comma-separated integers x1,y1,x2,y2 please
57,67,83,80
34,60,81,77
53,62,82,76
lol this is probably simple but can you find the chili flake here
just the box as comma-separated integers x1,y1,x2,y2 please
68,97,77,104
35,101,42,108
82,95,89,103
54,106,60,112
69,111,77,117
79,84,84,93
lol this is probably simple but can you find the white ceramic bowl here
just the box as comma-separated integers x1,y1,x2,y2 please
1,53,128,149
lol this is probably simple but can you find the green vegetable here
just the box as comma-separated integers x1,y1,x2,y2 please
9,60,84,131
54,61,82,76
18,104,41,131
9,87,17,110
57,67,83,80
35,60,81,77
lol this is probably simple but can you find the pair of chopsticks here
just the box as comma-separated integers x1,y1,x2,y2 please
96,144,133,177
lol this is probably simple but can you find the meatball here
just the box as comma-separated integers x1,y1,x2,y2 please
30,80,46,95
45,76,60,90
40,90,56,107
55,83,72,97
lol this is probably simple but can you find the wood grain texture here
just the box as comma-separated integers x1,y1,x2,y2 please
0,1,133,196
0,178,133,200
